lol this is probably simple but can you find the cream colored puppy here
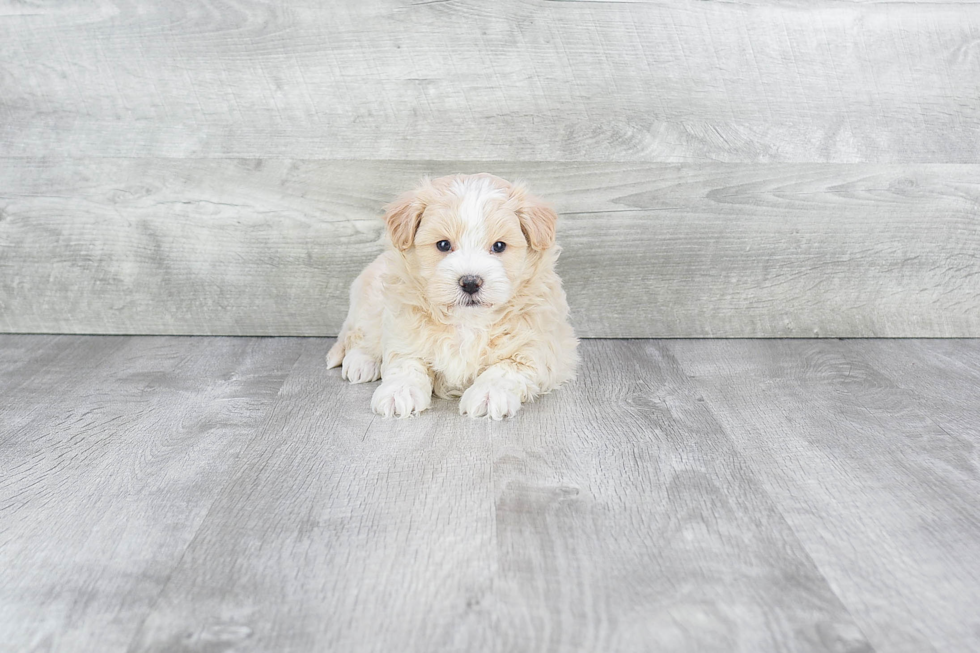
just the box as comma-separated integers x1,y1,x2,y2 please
327,173,578,419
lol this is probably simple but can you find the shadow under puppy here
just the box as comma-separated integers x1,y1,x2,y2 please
328,173,579,419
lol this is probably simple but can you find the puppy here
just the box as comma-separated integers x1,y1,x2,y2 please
327,173,578,419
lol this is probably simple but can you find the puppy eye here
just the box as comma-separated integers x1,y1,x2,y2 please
492,241,507,253
436,240,452,252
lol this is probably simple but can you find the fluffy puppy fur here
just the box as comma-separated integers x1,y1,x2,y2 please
327,173,578,419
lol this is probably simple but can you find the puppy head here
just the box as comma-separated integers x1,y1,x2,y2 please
383,174,558,312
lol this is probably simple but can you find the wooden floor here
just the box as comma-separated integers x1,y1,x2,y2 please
1,336,978,653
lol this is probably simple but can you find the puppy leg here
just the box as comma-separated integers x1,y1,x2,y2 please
372,358,433,418
326,340,346,369
460,361,540,420
327,253,387,379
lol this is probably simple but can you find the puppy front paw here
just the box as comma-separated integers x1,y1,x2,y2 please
459,381,522,420
372,381,431,418
341,348,381,384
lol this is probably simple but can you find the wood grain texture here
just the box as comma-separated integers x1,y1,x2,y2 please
669,339,980,652
0,335,74,397
128,340,499,652
2,159,978,337
0,336,301,652
0,336,151,443
486,340,872,652
839,339,980,440
4,336,980,651
2,0,979,162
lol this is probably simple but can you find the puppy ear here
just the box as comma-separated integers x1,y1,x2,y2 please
383,187,426,251
514,185,558,251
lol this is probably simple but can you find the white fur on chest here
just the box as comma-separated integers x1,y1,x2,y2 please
429,321,492,397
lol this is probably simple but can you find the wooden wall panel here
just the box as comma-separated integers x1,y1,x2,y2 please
1,0,978,162
3,1,978,335
2,160,977,337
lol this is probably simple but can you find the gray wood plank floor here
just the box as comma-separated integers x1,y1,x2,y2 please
1,336,978,652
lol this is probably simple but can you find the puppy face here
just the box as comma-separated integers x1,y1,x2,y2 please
384,174,557,313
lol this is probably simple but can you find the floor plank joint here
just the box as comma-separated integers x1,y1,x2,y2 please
1,336,977,652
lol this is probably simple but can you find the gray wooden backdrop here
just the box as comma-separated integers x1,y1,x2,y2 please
1,0,978,337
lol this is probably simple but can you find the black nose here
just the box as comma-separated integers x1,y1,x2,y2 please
459,275,483,295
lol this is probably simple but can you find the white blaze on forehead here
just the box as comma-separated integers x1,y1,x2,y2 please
452,177,505,251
